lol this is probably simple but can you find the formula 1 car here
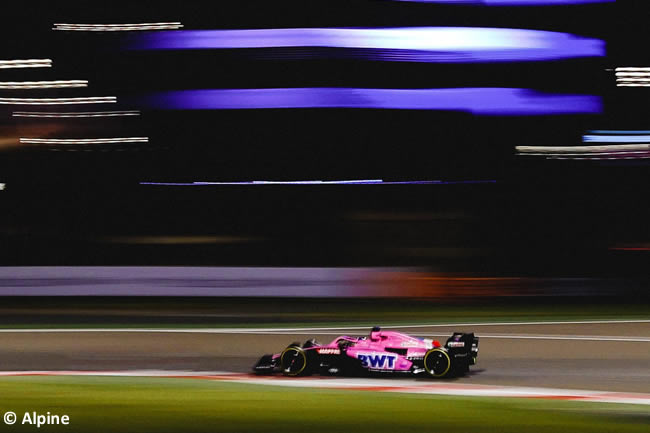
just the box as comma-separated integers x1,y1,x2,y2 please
253,327,478,378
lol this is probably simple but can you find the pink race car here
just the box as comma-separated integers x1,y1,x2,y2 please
254,326,479,378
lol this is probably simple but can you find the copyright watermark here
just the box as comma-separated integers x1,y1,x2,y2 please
4,412,16,425
4,411,70,428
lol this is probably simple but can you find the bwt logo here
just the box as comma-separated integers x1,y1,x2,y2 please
357,353,396,369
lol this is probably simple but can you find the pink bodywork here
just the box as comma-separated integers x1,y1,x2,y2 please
273,330,441,372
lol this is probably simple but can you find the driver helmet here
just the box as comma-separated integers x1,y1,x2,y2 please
369,326,381,341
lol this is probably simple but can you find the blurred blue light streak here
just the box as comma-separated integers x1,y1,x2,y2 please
128,27,605,62
583,134,650,143
393,0,614,5
140,88,602,115
140,180,498,186
588,130,650,135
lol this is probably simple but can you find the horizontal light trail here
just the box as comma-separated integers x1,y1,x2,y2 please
615,67,650,72
583,135,650,143
20,137,148,145
616,75,650,79
616,75,650,84
519,154,650,160
617,82,650,86
617,82,650,87
0,80,88,89
616,80,650,86
128,27,605,63
549,156,650,160
617,83,650,87
612,69,650,88
143,88,602,115
0,59,51,69
517,144,650,153
198,179,384,185
12,110,140,118
140,180,498,186
522,152,650,157
616,77,650,82
394,0,615,4
588,130,650,134
53,22,183,31
0,96,116,105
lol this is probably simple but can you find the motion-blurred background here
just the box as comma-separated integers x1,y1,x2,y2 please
1,4,649,432
0,0,649,297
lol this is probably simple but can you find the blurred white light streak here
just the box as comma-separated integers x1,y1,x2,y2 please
617,83,650,87
616,78,650,83
53,22,183,31
0,96,116,105
0,80,88,89
615,68,650,87
615,72,650,77
516,144,650,153
615,67,650,72
0,59,52,69
12,110,140,118
20,137,148,145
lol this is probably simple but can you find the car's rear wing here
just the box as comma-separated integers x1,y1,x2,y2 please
445,332,479,365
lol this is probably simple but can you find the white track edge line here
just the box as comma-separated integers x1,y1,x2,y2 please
1,319,649,334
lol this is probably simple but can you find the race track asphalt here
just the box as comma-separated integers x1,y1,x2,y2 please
1,322,648,393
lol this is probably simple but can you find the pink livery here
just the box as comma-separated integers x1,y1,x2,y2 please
254,326,479,378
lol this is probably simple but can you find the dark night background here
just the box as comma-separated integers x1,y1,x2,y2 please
0,0,648,277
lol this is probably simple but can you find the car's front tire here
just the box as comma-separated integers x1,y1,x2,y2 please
280,345,310,376
423,348,452,378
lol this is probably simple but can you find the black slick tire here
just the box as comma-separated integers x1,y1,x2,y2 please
280,346,309,376
423,348,452,378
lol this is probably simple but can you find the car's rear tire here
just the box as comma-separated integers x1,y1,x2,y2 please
423,348,452,378
280,346,309,376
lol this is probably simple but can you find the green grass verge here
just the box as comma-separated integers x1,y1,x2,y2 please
0,376,648,433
